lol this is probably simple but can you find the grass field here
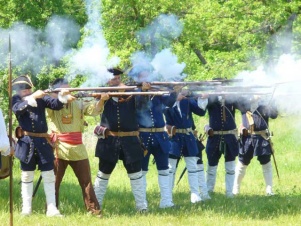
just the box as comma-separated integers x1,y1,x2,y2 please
0,114,300,226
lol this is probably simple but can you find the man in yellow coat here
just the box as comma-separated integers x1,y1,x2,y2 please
47,78,108,216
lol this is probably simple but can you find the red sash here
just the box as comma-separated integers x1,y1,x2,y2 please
50,132,83,145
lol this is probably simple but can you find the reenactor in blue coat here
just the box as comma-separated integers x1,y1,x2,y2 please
12,75,73,216
93,68,148,212
164,92,206,203
233,96,278,195
128,65,177,208
203,94,241,197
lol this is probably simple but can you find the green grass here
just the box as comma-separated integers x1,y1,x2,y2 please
0,115,301,226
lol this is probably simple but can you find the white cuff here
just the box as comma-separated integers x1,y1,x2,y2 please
197,97,208,110
24,95,37,107
58,93,70,104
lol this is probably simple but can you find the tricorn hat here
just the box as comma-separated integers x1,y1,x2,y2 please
51,78,68,89
12,75,34,91
108,68,123,76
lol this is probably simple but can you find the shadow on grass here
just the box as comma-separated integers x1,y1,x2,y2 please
97,188,301,220
1,175,300,221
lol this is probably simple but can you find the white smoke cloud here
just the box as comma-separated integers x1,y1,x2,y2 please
235,54,301,115
151,49,186,81
67,0,120,86
136,14,183,54
129,14,186,82
45,15,81,62
0,16,80,75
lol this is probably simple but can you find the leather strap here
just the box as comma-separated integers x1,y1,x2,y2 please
107,131,139,137
139,127,165,133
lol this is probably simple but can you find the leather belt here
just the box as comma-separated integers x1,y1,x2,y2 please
176,128,193,134
139,127,165,133
213,129,237,136
24,131,50,138
248,130,269,139
249,130,267,136
24,131,54,148
107,131,139,137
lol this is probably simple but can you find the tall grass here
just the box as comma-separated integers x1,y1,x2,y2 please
0,114,300,226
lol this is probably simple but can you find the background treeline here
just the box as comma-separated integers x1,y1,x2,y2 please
0,0,300,119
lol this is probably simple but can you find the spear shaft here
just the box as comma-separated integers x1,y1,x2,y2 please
8,35,14,226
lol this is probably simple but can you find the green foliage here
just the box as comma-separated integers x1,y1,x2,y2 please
0,0,300,116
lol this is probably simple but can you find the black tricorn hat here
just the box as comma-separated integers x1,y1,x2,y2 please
108,68,123,76
51,78,68,89
12,75,34,91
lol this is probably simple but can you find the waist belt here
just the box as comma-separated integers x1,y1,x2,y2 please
24,131,50,138
213,129,237,136
249,130,266,135
107,131,139,137
24,131,54,148
176,128,193,134
139,127,165,133
249,130,269,139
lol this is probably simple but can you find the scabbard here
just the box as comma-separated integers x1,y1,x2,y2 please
269,139,280,180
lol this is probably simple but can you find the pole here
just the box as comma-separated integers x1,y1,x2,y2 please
8,35,14,226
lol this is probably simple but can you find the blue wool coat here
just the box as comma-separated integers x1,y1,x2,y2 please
12,94,64,164
205,96,240,160
240,103,278,156
95,96,148,164
136,94,176,153
164,98,206,157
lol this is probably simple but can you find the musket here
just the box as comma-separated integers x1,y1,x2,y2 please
8,35,13,226
214,85,273,91
127,79,243,87
74,91,169,98
184,91,272,98
44,86,137,93
127,81,222,88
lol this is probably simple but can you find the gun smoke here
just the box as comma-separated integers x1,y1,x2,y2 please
67,0,120,87
0,15,80,76
130,14,186,82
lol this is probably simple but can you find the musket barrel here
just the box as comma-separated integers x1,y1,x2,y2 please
45,86,137,93
74,91,169,98
192,91,272,95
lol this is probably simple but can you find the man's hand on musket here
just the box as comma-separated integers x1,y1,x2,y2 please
100,93,110,101
31,90,47,99
173,85,184,93
95,93,110,112
177,89,191,101
141,82,151,91
58,89,76,103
